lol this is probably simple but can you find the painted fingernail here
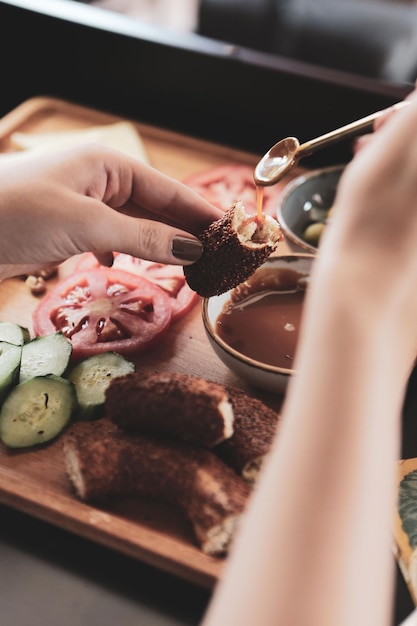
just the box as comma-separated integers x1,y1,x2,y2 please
171,236,203,262
93,252,114,267
104,252,114,267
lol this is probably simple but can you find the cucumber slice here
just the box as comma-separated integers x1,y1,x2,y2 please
19,333,72,383
0,321,29,346
0,341,22,403
68,352,135,420
0,374,76,448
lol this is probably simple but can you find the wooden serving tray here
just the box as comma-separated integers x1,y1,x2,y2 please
0,96,293,588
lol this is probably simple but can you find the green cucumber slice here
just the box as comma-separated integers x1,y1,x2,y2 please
0,321,29,346
68,352,135,420
19,333,72,383
0,374,76,448
0,341,22,403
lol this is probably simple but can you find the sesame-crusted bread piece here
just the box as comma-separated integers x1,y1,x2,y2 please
63,418,250,556
105,370,234,448
214,386,281,484
105,370,280,483
184,200,282,298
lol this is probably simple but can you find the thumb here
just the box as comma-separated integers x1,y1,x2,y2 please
89,211,204,266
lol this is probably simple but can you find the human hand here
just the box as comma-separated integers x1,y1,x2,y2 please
353,84,417,154
315,91,417,359
0,143,223,280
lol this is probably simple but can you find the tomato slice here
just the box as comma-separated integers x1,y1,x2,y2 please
74,252,199,320
32,269,172,361
184,163,289,217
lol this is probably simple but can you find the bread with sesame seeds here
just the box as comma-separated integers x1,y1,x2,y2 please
214,386,281,484
183,200,282,298
105,370,234,448
63,418,250,556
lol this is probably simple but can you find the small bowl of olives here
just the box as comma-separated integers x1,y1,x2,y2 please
277,165,344,253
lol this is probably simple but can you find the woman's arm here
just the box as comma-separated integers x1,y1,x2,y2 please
202,95,417,626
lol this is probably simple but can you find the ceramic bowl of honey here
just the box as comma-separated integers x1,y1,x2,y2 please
202,254,314,395
277,165,344,253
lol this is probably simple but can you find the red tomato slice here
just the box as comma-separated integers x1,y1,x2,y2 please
74,253,199,320
184,163,289,217
32,269,172,361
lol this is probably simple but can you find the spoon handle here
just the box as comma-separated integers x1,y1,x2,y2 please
297,100,410,158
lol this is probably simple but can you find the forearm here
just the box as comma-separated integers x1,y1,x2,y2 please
203,258,409,626
270,270,404,626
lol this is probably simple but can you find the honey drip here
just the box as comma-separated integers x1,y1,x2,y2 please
256,185,264,224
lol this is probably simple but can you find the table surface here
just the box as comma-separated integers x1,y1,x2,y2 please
0,502,211,626
0,500,415,626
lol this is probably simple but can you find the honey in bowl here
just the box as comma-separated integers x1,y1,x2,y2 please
215,264,309,370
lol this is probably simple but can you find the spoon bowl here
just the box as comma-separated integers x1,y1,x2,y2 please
254,137,300,186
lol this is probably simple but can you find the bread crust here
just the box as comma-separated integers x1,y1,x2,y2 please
106,369,280,484
105,370,234,447
63,418,250,555
215,386,280,483
184,201,281,297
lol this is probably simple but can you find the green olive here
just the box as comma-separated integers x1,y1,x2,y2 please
303,222,326,246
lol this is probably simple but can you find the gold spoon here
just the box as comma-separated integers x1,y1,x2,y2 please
254,100,410,187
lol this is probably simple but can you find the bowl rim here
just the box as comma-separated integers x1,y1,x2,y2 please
201,254,314,376
277,164,345,253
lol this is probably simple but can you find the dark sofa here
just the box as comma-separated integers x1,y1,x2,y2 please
0,0,413,164
198,0,417,84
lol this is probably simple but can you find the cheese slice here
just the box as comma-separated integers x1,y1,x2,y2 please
9,121,149,163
